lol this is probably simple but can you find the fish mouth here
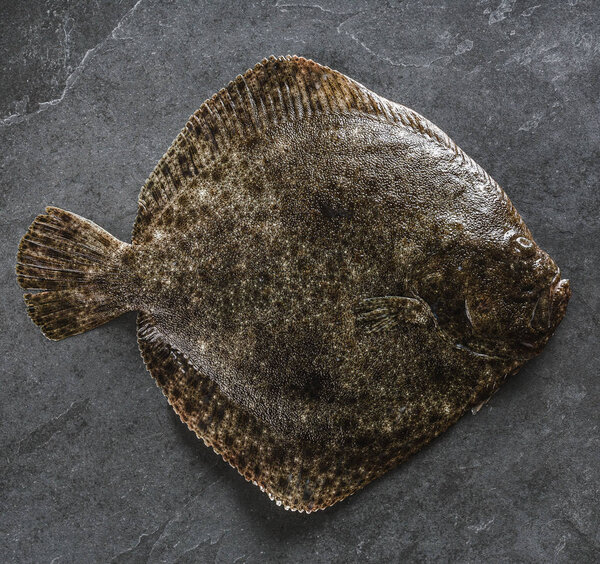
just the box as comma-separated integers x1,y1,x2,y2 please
549,274,571,324
541,270,571,328
521,270,570,352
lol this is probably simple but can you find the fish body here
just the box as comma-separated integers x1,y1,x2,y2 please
16,56,570,512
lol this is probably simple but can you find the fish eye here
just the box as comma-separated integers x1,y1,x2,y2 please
512,235,535,255
515,236,533,249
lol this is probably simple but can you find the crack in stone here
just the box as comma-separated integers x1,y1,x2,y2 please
0,0,146,129
521,4,541,18
275,1,347,15
61,15,74,73
109,520,168,563
146,476,225,561
488,0,516,25
179,531,229,562
336,14,452,69
341,31,450,69
467,516,495,533
16,398,90,455
279,3,447,71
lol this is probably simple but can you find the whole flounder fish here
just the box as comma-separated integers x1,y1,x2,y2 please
16,56,570,512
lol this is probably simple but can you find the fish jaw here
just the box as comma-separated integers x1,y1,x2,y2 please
520,272,570,357
549,276,571,328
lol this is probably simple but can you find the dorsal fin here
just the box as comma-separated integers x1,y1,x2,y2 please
132,55,516,243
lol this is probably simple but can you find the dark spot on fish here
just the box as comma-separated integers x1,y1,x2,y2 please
316,197,353,219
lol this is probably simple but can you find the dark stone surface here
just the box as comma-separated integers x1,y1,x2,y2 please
1,1,598,562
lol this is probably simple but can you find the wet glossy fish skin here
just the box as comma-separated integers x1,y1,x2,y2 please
16,56,570,513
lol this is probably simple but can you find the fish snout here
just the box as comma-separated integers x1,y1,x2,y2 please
549,276,571,325
521,272,570,354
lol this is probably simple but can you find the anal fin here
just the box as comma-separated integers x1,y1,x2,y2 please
136,312,370,513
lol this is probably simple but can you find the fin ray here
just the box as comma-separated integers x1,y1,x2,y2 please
357,295,433,332
132,55,483,244
17,207,132,340
137,312,388,513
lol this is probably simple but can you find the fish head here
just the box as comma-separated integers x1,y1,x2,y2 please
413,220,570,360
460,229,571,359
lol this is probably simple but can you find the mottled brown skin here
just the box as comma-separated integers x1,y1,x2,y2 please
16,56,570,512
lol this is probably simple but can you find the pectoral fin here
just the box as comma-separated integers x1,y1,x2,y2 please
356,296,433,333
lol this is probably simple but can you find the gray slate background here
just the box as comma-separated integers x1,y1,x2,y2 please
1,0,598,562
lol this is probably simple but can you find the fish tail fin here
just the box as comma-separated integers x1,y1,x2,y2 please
16,206,133,341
